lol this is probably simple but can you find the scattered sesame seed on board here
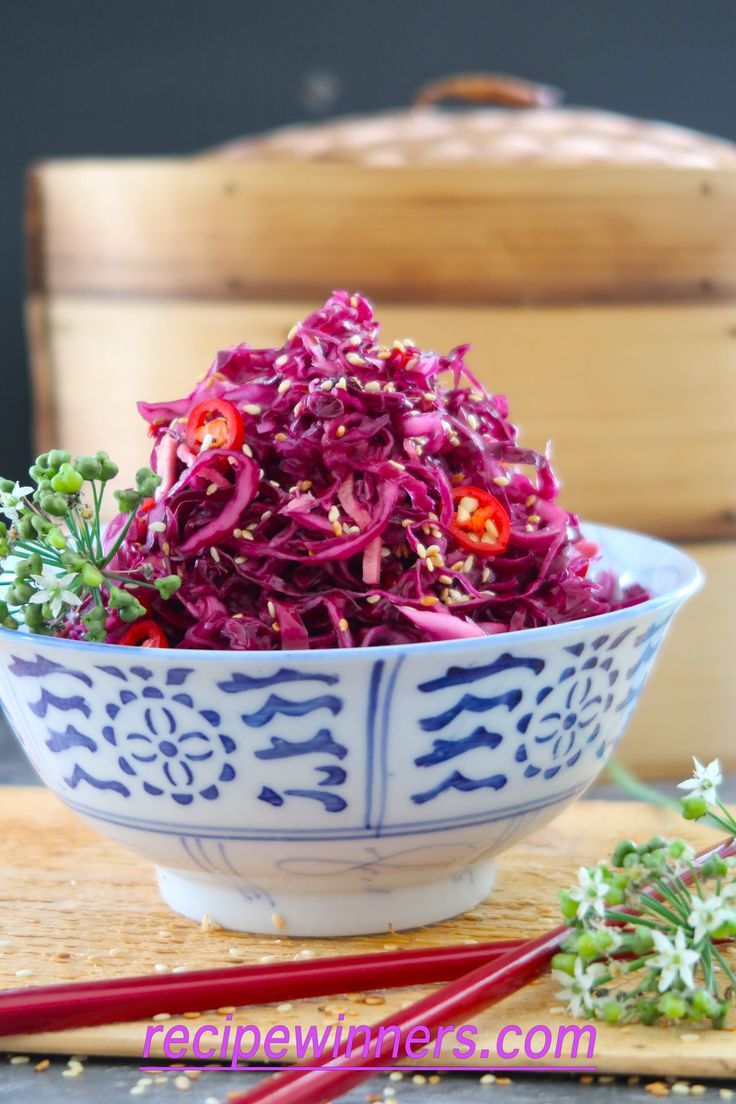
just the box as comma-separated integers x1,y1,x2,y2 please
34,1059,50,1072
174,1074,191,1090
645,1083,671,1097
14,968,33,977
272,912,285,930
9,1056,30,1065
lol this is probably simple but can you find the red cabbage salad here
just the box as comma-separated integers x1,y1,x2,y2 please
102,291,646,649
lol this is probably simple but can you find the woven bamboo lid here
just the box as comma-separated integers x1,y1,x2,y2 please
215,73,736,168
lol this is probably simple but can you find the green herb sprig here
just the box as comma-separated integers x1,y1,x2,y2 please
0,450,180,641
553,757,736,1029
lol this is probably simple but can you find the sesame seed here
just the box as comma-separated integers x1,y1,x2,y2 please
525,494,537,507
10,1056,30,1065
401,518,412,528
275,355,288,369
242,443,253,456
288,324,298,340
420,596,438,606
467,413,479,430
338,618,349,632
366,594,381,604
528,513,541,524
274,432,287,442
272,913,285,930
243,403,262,416
388,460,405,470
267,601,276,618
332,521,343,537
364,380,381,392
328,506,340,522
154,963,170,973
346,352,364,367
300,480,313,491
336,377,348,391
335,425,346,438
320,378,334,391
241,531,254,541
277,378,290,393
206,482,218,496
210,547,221,563
14,969,33,977
34,1059,50,1072
234,556,246,564
493,475,510,486
525,523,534,532
162,541,171,555
148,520,166,532
262,509,273,519
174,1075,191,1091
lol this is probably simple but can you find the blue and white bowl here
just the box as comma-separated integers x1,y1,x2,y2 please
0,523,701,936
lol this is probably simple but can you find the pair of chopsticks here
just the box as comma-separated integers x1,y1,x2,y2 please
0,939,522,1037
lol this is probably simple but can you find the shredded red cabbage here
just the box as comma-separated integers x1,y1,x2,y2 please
105,291,648,649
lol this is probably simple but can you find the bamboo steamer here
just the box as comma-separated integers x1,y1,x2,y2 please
24,74,736,774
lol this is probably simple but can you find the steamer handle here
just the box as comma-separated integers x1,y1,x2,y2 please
414,73,562,109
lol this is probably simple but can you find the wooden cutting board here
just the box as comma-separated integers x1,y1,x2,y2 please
0,787,734,1078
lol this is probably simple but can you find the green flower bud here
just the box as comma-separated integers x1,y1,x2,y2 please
114,489,143,513
601,1000,622,1024
605,883,626,907
135,467,162,497
47,449,71,471
46,526,68,550
681,795,708,821
710,919,736,940
61,551,87,572
75,456,103,480
33,453,50,472
95,451,119,482
16,515,37,539
611,839,638,868
82,605,107,642
0,478,14,495
23,602,44,629
573,932,598,960
659,993,687,1020
2,615,19,630
51,463,84,494
15,554,41,579
666,839,691,861
559,890,579,922
643,835,668,853
642,848,667,870
690,989,722,1019
39,492,69,517
154,574,181,600
107,586,146,622
551,953,577,977
631,926,654,955
41,601,54,621
0,601,8,621
81,563,104,588
699,855,728,879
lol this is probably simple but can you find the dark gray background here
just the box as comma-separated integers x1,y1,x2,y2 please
2,0,736,482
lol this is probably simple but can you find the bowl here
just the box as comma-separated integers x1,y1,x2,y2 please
0,523,701,937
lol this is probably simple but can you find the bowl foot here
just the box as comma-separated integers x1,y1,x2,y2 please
156,861,496,937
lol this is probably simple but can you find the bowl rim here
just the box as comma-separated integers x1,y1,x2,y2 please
0,522,702,664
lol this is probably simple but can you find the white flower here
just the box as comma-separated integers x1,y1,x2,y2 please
677,757,722,807
567,865,610,922
28,565,82,619
650,927,700,992
553,957,607,1018
0,482,32,523
688,894,731,943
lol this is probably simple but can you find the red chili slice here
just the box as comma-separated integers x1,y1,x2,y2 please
185,398,245,453
118,620,168,648
449,484,511,556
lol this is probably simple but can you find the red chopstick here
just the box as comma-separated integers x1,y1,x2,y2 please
227,836,736,1104
0,939,522,1037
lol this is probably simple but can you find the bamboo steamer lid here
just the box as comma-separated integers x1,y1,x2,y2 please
215,73,736,169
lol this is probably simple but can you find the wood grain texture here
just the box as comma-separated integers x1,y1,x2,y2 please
618,540,736,776
0,789,733,1076
32,295,736,540
27,159,736,305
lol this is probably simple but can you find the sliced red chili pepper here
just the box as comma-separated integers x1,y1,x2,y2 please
448,484,510,556
139,497,157,513
118,620,168,648
185,398,245,454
